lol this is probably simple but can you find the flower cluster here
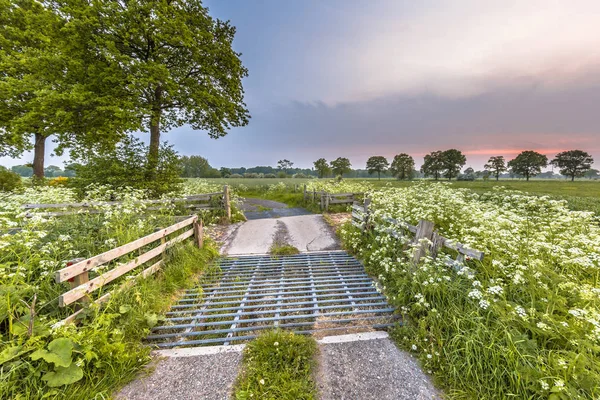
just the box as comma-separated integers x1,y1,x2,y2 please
339,183,600,398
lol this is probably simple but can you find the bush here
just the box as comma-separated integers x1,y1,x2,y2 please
457,173,475,181
230,173,243,178
244,173,259,179
49,176,69,186
277,171,287,178
293,173,307,179
69,136,182,197
0,166,22,191
264,173,277,178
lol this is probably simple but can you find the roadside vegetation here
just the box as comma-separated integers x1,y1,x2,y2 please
339,183,600,399
234,330,317,400
0,180,231,399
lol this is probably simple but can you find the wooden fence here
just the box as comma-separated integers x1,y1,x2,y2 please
352,201,484,268
303,185,363,211
54,215,203,325
23,185,231,221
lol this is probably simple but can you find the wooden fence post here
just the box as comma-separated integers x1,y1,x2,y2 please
303,185,307,201
313,189,316,203
430,231,444,260
363,198,371,230
412,220,435,267
223,185,231,222
193,218,204,248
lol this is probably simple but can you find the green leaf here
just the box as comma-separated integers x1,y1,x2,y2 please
0,345,28,365
144,312,158,328
42,363,84,387
119,305,132,314
30,338,74,367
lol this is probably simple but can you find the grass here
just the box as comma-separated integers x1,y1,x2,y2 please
196,177,600,215
234,330,318,400
270,244,300,256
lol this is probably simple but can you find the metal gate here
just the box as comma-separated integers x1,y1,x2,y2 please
146,251,396,348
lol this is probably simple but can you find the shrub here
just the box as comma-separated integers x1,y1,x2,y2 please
456,173,475,181
230,173,243,178
244,173,259,179
69,136,182,197
49,176,69,186
264,173,277,178
293,173,307,179
277,171,287,178
0,167,22,192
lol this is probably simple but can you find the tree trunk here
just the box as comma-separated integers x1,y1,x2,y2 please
147,108,161,178
571,174,575,182
33,133,46,179
378,171,381,180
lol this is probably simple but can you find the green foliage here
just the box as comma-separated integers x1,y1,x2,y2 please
220,167,232,178
551,150,594,181
441,149,466,180
421,150,445,180
270,244,300,256
70,136,183,197
331,157,352,177
235,330,317,400
390,153,415,180
484,156,507,181
365,156,389,180
0,0,133,177
180,155,220,178
277,159,294,173
11,164,33,177
0,166,22,191
313,158,331,178
508,150,549,181
87,0,250,172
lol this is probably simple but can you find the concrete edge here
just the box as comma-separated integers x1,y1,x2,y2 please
317,331,389,344
153,344,246,358
153,331,389,358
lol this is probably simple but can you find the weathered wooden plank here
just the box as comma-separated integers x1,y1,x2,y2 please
412,220,435,266
60,259,164,325
442,240,484,260
55,216,196,283
223,185,231,222
59,229,193,306
329,199,354,204
351,204,364,213
352,211,365,221
382,216,417,233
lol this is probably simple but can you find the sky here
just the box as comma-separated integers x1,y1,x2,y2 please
2,0,600,170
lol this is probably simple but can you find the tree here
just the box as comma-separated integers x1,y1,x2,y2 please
277,159,294,174
313,158,330,178
507,151,548,181
441,149,466,180
484,156,507,181
584,169,599,179
44,165,63,178
421,151,445,180
390,153,414,180
89,1,250,177
11,165,33,177
220,167,232,178
550,150,594,182
0,166,22,191
0,1,133,178
365,156,389,180
180,155,219,178
331,157,352,177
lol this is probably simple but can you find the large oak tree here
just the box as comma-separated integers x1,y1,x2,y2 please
90,0,250,177
484,156,507,181
508,150,548,181
0,0,130,178
390,153,414,180
551,150,594,181
366,156,389,180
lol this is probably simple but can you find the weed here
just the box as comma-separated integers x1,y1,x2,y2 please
234,330,317,400
270,244,300,256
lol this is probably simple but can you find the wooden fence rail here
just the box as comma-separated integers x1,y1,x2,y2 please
23,186,231,220
352,201,484,268
55,215,203,325
303,185,363,211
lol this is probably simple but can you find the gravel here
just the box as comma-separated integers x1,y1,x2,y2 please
317,336,441,400
116,350,243,400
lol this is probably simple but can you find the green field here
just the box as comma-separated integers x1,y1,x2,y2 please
199,178,600,215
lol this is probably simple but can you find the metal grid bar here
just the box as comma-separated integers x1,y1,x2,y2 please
146,251,397,348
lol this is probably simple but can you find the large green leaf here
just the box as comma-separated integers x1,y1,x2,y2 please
0,345,28,365
30,338,74,367
41,363,84,387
